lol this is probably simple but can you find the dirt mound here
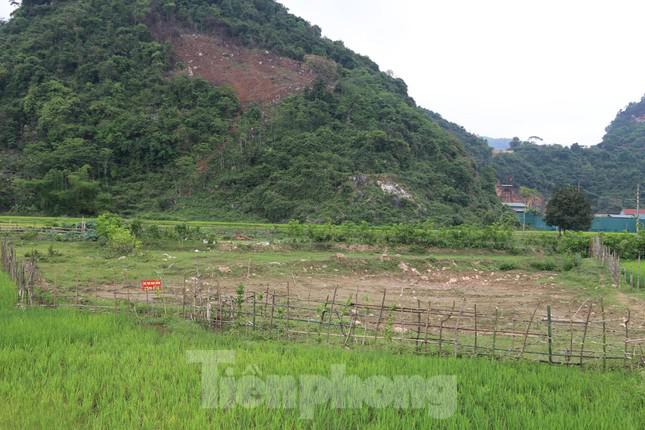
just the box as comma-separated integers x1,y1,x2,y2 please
171,33,318,105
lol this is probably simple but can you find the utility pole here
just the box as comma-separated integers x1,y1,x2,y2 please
636,182,640,234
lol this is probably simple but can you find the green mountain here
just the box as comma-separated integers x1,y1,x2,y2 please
492,96,645,213
0,0,505,225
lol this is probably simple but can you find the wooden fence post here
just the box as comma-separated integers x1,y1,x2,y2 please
374,289,386,342
474,304,478,356
424,302,431,353
520,304,539,359
192,283,197,321
416,299,422,352
624,310,630,368
567,306,574,364
269,292,276,335
319,295,329,337
361,305,369,346
492,307,499,358
218,293,223,330
579,303,593,366
453,300,465,358
252,292,257,331
286,282,290,339
327,287,338,342
600,299,607,370
546,305,553,364
182,276,186,317
439,301,455,356
264,286,269,318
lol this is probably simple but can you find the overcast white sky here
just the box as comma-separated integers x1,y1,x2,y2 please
2,0,644,146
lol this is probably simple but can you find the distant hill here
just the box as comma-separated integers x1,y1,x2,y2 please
0,0,505,225
484,137,512,151
491,96,645,212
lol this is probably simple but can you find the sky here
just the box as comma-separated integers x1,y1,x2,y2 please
2,1,644,146
277,0,645,146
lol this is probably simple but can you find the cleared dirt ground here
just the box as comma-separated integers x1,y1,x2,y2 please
171,32,317,104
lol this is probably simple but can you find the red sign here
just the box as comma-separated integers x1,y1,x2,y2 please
140,279,162,291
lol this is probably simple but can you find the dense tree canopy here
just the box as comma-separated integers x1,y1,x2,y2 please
545,187,593,232
492,96,645,213
0,0,505,224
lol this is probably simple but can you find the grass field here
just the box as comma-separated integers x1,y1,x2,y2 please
5,226,644,334
1,272,644,428
7,238,583,286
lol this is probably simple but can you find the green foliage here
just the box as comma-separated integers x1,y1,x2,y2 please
16,165,100,215
528,254,582,272
285,220,515,250
601,231,645,259
556,232,591,256
529,259,558,271
545,187,593,232
498,262,517,271
96,213,141,256
0,0,504,224
492,96,645,213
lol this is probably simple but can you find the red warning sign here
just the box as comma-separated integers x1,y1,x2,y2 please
140,280,162,291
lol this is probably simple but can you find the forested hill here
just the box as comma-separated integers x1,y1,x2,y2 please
0,0,505,225
492,96,645,213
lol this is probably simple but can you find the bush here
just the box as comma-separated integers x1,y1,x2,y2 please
530,260,558,271
498,262,517,271
96,213,141,257
602,231,645,259
561,253,582,271
557,232,590,257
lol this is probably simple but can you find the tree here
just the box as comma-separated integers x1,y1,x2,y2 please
96,213,141,256
545,186,593,232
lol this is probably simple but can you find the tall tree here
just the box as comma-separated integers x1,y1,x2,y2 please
545,186,593,232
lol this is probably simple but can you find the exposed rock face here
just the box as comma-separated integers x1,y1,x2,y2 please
377,179,413,201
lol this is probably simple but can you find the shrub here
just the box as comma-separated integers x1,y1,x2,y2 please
561,253,582,271
144,224,161,240
129,219,143,238
96,213,141,257
498,262,517,271
530,260,558,271
557,232,590,257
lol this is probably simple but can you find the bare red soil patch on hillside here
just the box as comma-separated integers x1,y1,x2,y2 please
172,33,317,105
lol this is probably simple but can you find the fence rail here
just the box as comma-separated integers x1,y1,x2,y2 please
590,236,642,288
2,239,644,369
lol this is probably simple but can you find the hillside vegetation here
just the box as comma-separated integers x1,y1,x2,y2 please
0,0,504,225
492,96,645,212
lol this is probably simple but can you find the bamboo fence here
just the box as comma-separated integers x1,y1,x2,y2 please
590,236,642,289
2,239,644,369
